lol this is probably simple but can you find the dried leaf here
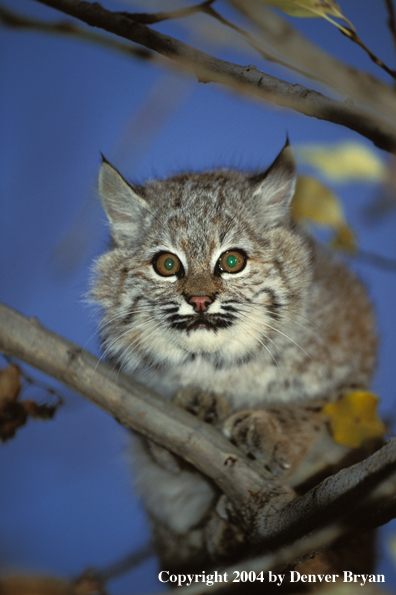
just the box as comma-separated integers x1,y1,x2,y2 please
0,364,21,405
291,175,357,252
322,391,385,449
0,365,60,442
0,364,26,442
296,141,386,182
330,223,357,253
261,0,355,33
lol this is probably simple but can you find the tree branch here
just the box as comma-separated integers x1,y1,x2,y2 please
227,0,396,125
0,4,158,63
0,302,295,528
384,0,396,61
28,0,396,152
1,301,396,565
117,0,216,26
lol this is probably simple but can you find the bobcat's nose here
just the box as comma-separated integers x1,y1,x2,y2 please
188,295,213,313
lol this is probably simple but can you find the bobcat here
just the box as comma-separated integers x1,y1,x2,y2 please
91,143,377,583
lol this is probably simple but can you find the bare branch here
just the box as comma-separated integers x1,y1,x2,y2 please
226,0,396,127
93,542,155,584
354,249,396,273
259,437,396,546
340,27,396,80
0,3,157,63
28,0,396,152
117,0,216,26
384,0,396,61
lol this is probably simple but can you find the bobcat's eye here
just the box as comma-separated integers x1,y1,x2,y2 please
217,250,247,274
153,252,182,277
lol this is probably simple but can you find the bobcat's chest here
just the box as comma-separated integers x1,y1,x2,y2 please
135,355,306,408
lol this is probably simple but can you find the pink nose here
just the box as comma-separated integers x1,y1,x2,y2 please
189,295,212,312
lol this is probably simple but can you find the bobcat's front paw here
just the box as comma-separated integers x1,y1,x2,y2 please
222,409,294,478
173,388,231,428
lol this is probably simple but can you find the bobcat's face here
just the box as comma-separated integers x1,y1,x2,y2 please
92,147,312,373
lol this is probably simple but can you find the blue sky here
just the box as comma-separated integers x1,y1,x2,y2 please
1,1,396,592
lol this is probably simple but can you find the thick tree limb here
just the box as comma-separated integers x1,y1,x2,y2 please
0,302,295,528
259,437,396,546
30,0,396,152
1,301,396,563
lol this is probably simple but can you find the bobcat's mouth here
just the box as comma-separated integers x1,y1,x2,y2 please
188,318,217,332
169,314,232,333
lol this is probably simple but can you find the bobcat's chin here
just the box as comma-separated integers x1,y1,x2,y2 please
174,326,227,354
171,322,259,362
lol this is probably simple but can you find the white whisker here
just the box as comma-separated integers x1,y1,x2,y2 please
116,320,164,379
234,311,280,368
263,321,314,362
94,314,158,375
274,312,328,351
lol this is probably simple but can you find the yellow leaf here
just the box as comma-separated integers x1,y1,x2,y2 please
296,141,386,183
291,175,357,251
330,223,357,253
292,176,344,226
322,391,385,448
261,0,355,33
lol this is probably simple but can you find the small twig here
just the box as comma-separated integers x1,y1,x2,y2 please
384,0,396,62
340,27,396,80
0,3,156,62
92,542,155,583
353,249,396,273
117,0,216,26
200,2,311,78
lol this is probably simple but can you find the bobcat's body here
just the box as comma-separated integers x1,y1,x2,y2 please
91,145,377,576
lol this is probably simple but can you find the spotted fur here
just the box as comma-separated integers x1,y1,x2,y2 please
91,145,377,571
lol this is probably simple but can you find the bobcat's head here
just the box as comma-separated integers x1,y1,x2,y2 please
91,144,312,373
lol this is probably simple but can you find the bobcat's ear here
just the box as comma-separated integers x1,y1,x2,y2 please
98,157,152,245
250,141,296,228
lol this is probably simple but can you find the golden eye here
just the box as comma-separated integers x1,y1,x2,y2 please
218,250,246,274
153,252,182,277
